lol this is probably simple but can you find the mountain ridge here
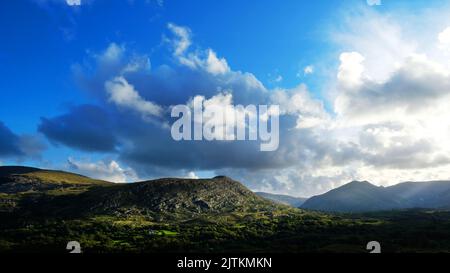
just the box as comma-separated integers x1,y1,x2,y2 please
301,180,450,212
0,166,282,217
3,166,450,214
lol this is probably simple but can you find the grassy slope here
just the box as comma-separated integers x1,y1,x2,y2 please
21,171,109,186
0,167,112,195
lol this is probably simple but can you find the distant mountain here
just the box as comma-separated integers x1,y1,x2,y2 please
301,180,450,212
386,181,450,208
256,192,307,207
0,167,280,217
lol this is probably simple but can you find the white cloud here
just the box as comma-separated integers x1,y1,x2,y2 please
67,158,138,183
438,26,450,51
303,65,314,75
66,0,81,6
105,76,163,118
186,92,254,140
366,0,381,6
122,55,151,74
337,52,365,88
167,23,191,56
167,23,231,76
306,7,450,196
96,43,124,65
330,52,450,179
335,53,450,125
270,84,330,129
225,6,450,196
186,171,199,179
205,49,230,75
332,9,417,83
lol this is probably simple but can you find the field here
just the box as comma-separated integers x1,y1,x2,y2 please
2,207,450,253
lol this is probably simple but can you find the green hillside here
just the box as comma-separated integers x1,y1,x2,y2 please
2,166,450,253
0,166,110,195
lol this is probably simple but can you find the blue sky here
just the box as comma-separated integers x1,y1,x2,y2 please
1,0,336,162
2,0,450,197
1,0,334,116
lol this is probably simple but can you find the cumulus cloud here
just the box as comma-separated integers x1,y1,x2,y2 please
270,85,330,129
337,52,365,89
205,49,230,75
335,53,450,123
105,76,163,118
329,49,450,179
37,12,450,197
67,157,138,182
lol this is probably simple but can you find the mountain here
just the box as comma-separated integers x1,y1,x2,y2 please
53,176,280,218
386,181,450,208
256,192,307,207
301,180,450,212
0,167,280,217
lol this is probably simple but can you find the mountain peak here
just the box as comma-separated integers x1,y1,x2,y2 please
301,180,394,212
347,180,374,186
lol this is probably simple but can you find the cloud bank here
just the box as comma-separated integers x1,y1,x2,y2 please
21,7,450,196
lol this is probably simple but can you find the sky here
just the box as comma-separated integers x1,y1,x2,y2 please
2,0,450,197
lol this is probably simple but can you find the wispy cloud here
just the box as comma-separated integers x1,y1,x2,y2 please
66,0,81,6
303,65,314,76
366,0,381,6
